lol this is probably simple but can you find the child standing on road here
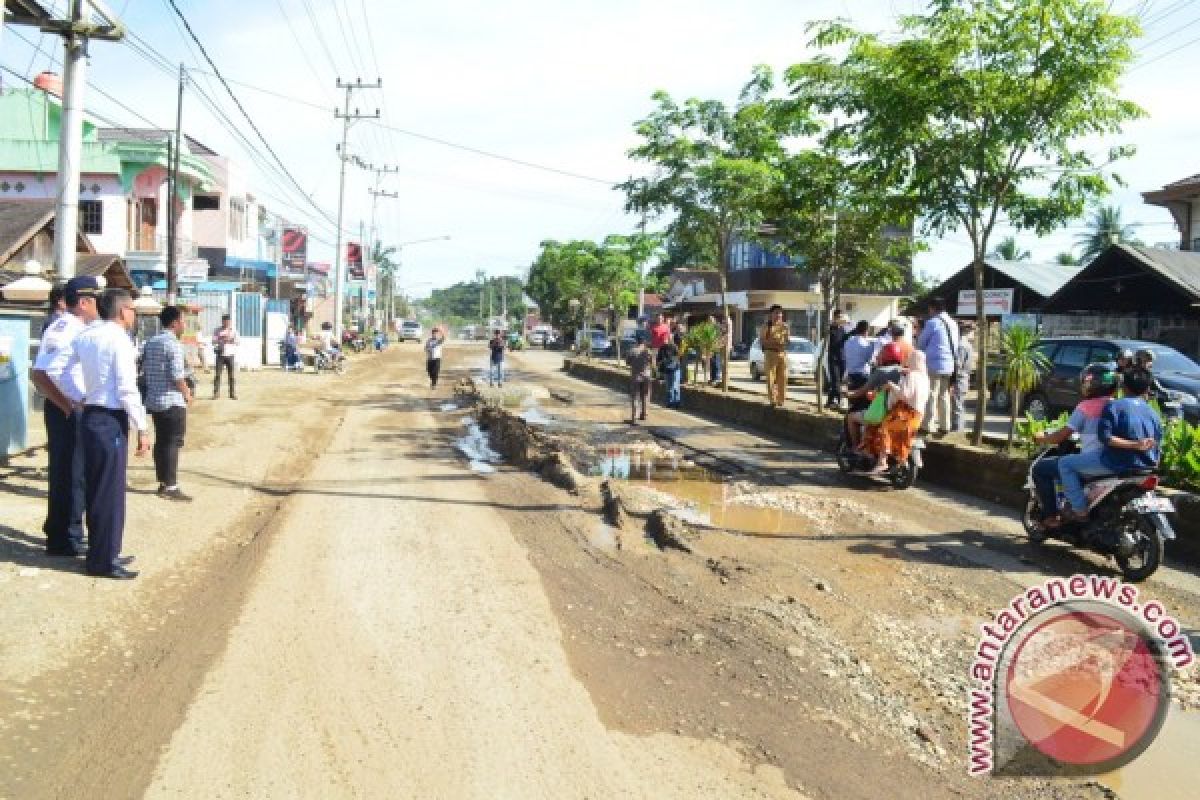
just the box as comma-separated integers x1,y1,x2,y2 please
488,330,506,387
627,339,654,422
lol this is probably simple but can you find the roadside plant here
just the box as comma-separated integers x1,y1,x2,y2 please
1157,418,1200,493
1015,411,1070,458
682,322,720,384
999,325,1051,447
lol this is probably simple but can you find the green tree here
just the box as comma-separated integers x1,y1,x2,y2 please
619,66,811,391
371,241,398,327
682,321,720,384
1055,251,1079,266
999,325,1051,447
765,136,911,406
788,0,1143,444
992,236,1031,261
1075,204,1141,263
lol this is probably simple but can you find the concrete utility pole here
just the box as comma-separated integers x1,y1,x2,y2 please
477,268,486,322
332,77,380,339
166,62,185,304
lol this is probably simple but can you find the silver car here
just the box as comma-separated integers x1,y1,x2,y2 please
747,336,816,382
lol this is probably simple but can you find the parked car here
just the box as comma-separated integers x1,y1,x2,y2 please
729,341,751,361
398,320,423,342
574,328,612,356
747,336,816,382
987,337,1200,422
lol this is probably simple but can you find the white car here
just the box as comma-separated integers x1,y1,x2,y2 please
748,336,816,382
398,320,423,342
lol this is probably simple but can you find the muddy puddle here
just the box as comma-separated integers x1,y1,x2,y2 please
455,419,502,474
590,445,815,536
1098,703,1200,799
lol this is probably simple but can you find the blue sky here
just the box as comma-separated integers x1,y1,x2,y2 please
2,0,1197,292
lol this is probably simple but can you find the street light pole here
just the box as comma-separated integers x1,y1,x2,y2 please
332,77,380,340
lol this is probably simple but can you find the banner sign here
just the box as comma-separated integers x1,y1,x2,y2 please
347,242,364,282
281,227,307,272
958,288,1014,317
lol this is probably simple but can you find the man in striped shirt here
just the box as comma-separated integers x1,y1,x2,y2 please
143,306,194,502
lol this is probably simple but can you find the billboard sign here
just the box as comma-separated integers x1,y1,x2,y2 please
281,227,307,274
958,288,1014,317
347,242,364,282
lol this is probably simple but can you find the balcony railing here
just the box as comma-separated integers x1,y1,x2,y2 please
126,233,199,259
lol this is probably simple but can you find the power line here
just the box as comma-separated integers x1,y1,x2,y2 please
162,0,341,230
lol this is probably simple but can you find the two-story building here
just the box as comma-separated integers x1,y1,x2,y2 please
0,79,215,288
190,152,284,290
1144,173,1200,251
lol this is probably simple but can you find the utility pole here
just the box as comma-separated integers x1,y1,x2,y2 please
476,268,486,323
332,77,380,339
55,1,86,280
365,168,398,328
166,62,185,304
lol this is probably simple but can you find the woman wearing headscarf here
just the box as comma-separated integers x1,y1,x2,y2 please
863,349,931,473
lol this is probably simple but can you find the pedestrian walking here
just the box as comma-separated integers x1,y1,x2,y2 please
825,311,848,409
488,330,505,387
425,326,444,388
760,305,790,408
212,313,239,399
626,338,653,422
143,305,194,502
915,296,959,435
31,276,103,557
63,288,149,580
950,320,975,433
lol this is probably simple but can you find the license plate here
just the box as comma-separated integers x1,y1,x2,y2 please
1132,496,1174,514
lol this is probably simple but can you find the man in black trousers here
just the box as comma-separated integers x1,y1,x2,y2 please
142,305,194,501
212,313,239,399
31,276,102,557
62,289,149,580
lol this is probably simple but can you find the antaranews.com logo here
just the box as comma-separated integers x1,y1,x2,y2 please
967,574,1194,777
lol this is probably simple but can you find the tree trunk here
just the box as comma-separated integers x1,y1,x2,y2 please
971,254,989,446
1008,389,1020,448
718,231,732,393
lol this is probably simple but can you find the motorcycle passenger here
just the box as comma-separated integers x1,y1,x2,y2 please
845,342,905,451
862,349,931,473
1031,363,1118,525
1055,367,1163,523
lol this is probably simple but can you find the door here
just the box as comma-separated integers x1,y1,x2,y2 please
137,198,158,251
1045,342,1091,408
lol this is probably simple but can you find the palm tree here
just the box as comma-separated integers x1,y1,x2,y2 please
991,236,1031,261
372,242,398,328
1075,205,1141,263
999,325,1051,447
1055,251,1078,266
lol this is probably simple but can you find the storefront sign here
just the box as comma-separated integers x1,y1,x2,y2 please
958,288,1014,316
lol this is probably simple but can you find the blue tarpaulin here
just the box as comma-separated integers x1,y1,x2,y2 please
152,280,242,293
224,257,276,277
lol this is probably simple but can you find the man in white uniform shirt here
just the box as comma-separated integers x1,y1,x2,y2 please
60,289,150,580
30,276,102,557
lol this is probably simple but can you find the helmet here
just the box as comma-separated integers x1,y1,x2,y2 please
879,342,904,366
1080,362,1119,398
1119,348,1134,361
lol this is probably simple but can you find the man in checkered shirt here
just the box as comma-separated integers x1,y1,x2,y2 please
142,306,194,502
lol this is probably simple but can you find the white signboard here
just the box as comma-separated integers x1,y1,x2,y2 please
958,288,1014,316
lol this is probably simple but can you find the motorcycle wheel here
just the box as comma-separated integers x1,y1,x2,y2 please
1115,516,1164,583
890,457,919,489
836,446,855,474
1022,498,1050,543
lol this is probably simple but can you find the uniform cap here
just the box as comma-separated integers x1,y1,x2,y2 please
879,342,905,366
63,275,105,303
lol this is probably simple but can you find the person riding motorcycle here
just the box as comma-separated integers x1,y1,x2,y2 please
844,342,906,451
1053,367,1163,524
1030,362,1118,525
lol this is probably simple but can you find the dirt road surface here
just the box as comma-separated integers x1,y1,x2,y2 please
2,342,1197,799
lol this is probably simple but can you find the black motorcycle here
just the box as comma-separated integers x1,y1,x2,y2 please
1023,441,1176,582
834,413,924,490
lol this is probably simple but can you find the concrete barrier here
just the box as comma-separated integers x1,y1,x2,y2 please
562,358,1200,563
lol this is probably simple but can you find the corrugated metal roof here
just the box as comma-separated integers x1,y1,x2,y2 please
1120,244,1200,298
0,199,55,265
1164,173,1200,189
983,258,1084,299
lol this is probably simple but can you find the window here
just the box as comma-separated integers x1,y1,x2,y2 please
229,198,245,241
1054,344,1090,371
193,194,220,211
79,199,102,234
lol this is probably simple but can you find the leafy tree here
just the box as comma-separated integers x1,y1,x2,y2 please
1075,204,1141,263
682,321,720,383
788,0,1143,444
1055,251,1079,266
991,236,1031,261
620,66,811,390
999,325,1051,447
371,241,398,326
765,136,911,406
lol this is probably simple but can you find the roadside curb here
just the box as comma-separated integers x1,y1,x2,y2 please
562,357,1200,564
